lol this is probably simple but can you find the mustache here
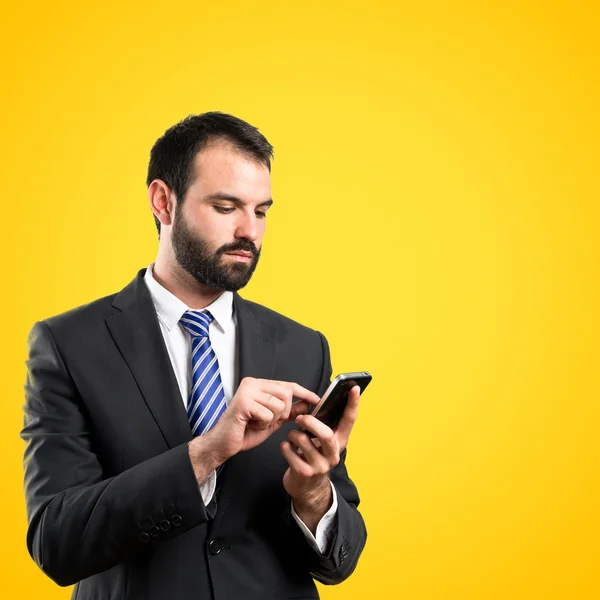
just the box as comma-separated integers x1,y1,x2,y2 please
217,240,260,258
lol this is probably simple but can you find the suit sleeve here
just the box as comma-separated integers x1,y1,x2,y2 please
21,321,210,587
283,330,367,585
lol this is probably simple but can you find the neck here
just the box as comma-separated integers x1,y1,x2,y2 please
152,257,224,310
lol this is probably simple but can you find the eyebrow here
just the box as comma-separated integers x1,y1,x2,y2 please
202,192,273,208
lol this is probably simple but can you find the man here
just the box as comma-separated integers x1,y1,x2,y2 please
22,112,367,600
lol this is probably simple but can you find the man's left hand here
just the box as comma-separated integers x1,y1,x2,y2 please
280,385,360,533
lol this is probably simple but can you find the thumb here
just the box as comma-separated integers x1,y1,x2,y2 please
289,400,312,420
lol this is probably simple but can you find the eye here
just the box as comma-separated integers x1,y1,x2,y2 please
213,205,234,214
255,211,267,218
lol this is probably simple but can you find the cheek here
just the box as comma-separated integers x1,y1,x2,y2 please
257,218,267,238
187,207,230,244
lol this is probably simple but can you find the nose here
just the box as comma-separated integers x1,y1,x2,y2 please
234,210,259,242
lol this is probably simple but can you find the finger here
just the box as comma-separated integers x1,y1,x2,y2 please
289,382,321,406
248,402,277,430
333,385,361,446
254,392,287,421
294,415,339,465
287,430,329,470
280,441,315,479
259,380,320,407
256,381,295,419
289,400,312,420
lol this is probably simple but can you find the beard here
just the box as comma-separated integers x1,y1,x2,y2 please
171,207,261,292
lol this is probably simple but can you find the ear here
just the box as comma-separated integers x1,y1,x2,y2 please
148,180,176,228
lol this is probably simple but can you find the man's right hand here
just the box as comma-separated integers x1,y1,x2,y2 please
188,377,320,483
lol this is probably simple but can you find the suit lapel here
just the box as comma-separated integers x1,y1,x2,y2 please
234,293,276,383
106,269,192,449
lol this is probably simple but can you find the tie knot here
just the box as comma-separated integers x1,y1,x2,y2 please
180,310,214,338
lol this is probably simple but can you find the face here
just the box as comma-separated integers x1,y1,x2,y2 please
170,141,272,292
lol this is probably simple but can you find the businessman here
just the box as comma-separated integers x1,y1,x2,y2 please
22,112,367,599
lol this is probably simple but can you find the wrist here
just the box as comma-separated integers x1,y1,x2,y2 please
291,475,332,514
187,433,227,484
291,477,332,535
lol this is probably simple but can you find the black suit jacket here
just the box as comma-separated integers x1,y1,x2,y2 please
22,269,367,600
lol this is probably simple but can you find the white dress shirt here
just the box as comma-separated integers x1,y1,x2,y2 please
143,263,338,554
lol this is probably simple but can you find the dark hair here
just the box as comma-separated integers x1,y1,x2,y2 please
146,111,274,234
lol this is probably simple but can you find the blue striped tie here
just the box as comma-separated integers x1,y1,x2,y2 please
180,310,227,436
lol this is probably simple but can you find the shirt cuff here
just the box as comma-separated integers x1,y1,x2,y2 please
290,480,338,555
199,469,217,506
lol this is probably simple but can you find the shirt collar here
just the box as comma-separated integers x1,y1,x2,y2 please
143,263,234,334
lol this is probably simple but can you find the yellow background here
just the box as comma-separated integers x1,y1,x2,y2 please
1,1,599,598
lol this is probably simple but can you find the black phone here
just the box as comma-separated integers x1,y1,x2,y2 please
306,371,372,430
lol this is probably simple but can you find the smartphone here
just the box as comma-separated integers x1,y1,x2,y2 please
306,371,372,430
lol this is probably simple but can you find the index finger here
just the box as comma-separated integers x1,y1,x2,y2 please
261,380,321,406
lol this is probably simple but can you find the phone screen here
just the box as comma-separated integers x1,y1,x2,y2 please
309,372,371,429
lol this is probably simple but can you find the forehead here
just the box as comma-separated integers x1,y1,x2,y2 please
188,141,271,199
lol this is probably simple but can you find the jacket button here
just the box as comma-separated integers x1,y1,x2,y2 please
138,532,150,543
149,526,160,538
208,540,222,555
171,514,183,527
160,519,171,532
339,544,348,563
